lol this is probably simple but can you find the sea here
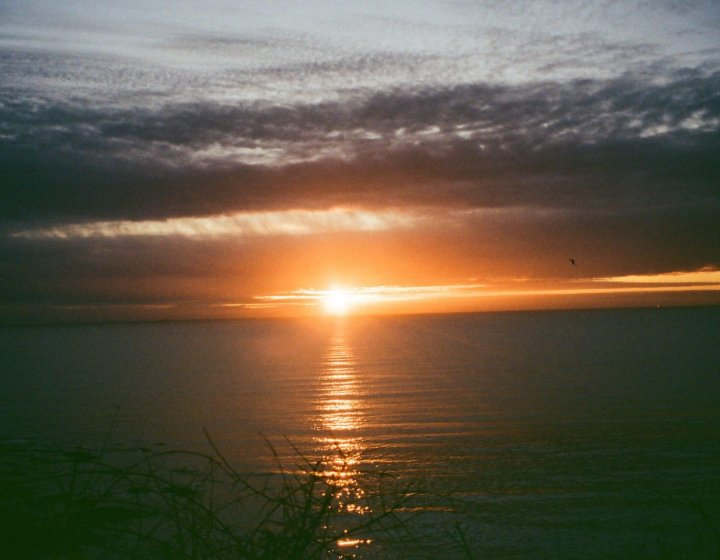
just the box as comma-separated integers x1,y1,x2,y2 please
1,306,719,558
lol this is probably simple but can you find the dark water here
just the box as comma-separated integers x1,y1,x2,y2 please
1,307,719,557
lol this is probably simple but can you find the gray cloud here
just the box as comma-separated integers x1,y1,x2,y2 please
1,63,718,225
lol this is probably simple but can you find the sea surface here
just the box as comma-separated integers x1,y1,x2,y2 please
1,306,719,558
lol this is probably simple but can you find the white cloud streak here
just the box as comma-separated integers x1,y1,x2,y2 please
9,208,425,240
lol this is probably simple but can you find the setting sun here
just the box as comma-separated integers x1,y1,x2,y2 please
322,288,353,315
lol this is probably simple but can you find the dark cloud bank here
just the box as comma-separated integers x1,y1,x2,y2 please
2,64,719,222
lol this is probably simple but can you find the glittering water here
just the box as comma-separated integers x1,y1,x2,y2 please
1,307,719,557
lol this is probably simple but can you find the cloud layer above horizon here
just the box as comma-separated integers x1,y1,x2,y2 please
1,0,719,320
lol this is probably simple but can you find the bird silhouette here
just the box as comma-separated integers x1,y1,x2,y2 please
569,258,576,266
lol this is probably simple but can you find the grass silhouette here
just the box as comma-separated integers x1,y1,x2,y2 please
2,434,719,559
0,432,425,560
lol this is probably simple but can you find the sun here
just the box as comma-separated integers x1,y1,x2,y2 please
322,288,352,315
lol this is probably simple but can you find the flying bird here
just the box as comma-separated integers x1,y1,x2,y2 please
569,258,576,266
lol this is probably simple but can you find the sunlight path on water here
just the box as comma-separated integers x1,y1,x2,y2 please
313,322,373,552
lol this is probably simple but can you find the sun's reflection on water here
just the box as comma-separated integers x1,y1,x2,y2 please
314,324,373,552
317,339,363,428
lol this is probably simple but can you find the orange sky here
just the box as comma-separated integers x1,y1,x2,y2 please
3,207,718,323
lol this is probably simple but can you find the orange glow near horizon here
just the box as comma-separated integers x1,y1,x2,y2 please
245,268,720,317
10,275,718,325
253,283,488,316
593,268,720,285
32,269,717,324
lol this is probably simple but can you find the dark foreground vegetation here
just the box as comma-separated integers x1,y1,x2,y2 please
1,435,719,560
0,434,470,560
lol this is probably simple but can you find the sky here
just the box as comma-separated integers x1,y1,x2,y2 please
1,0,719,322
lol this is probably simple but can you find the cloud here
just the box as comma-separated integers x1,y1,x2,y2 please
9,209,425,240
1,63,719,228
593,267,720,285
